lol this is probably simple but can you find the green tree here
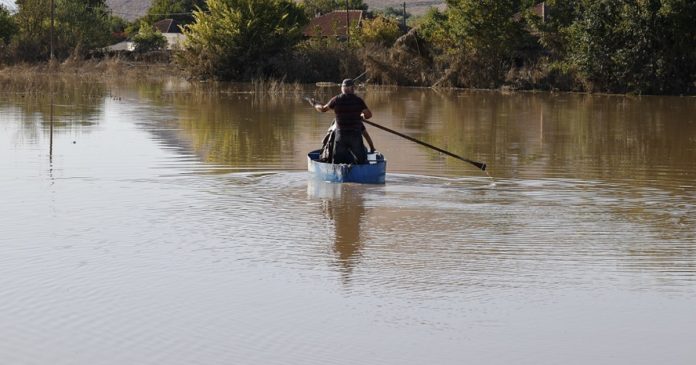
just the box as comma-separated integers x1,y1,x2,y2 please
108,15,129,43
416,7,452,54
418,0,529,87
302,0,334,16
523,0,579,57
377,6,410,23
446,0,526,59
146,0,207,24
0,5,17,45
357,15,400,46
179,0,308,80
12,0,112,61
133,20,167,53
12,0,50,61
657,0,696,94
562,0,696,93
302,0,367,17
55,0,112,55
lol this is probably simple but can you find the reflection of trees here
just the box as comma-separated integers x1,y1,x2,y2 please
170,91,302,166
0,76,105,139
360,89,696,277
109,81,317,167
550,95,696,181
81,79,331,169
370,89,696,184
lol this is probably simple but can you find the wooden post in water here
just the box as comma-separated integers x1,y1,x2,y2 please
50,0,54,61
49,0,55,163
49,93,54,163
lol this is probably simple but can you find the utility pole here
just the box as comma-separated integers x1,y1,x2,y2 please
345,0,349,42
403,2,407,29
50,0,54,61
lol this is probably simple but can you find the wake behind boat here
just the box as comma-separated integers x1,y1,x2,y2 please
307,150,387,184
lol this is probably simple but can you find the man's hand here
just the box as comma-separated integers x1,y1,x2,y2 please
314,100,329,113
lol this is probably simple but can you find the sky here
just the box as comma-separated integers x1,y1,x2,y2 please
0,0,16,12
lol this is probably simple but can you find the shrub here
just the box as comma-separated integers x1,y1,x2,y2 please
0,5,16,45
133,21,167,54
357,15,401,46
178,0,307,80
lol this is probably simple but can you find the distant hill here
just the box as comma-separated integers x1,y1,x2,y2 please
105,0,152,21
104,0,444,21
367,0,444,15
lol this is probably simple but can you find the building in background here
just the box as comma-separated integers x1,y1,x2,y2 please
303,10,364,40
153,18,185,50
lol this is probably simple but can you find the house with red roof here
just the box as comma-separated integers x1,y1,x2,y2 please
303,10,364,40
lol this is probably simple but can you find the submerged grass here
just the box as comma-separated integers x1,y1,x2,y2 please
250,78,304,96
1,59,311,96
1,57,389,112
0,57,185,90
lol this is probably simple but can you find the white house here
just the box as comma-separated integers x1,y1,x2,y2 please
105,40,136,52
153,18,185,50
104,19,185,53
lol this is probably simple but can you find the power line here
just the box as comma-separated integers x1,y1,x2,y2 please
81,4,205,18
110,10,201,17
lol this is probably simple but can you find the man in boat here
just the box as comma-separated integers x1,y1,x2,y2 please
312,78,375,164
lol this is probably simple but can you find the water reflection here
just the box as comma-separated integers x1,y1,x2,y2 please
159,91,305,168
308,180,367,284
66,79,695,187
49,89,54,163
0,77,105,146
3,77,696,365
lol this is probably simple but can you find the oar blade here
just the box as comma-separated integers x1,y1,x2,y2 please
315,82,338,87
472,161,487,171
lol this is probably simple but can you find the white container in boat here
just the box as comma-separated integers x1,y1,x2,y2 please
367,152,377,164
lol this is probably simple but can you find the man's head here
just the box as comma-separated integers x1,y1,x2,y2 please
341,79,354,94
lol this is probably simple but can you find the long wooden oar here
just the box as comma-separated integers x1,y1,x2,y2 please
361,119,487,171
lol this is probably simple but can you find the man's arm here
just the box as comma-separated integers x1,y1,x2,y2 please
361,108,372,120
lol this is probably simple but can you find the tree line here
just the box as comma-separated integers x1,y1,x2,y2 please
1,0,694,94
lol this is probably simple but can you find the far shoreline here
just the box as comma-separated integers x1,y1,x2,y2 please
2,59,693,98
0,58,188,81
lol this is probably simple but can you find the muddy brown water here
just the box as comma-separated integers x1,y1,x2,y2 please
1,79,695,364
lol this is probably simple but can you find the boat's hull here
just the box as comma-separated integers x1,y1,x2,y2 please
307,150,386,184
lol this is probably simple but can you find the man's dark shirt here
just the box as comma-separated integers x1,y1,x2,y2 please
327,93,367,130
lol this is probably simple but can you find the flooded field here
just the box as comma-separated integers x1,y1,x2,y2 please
1,78,695,364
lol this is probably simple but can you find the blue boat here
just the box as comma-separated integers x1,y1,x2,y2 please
307,149,387,184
